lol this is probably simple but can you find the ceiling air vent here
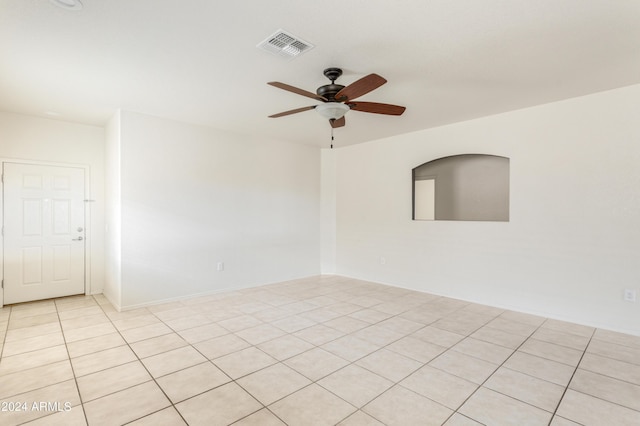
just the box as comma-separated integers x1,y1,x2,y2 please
257,29,314,60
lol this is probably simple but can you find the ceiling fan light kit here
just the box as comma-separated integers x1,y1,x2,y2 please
315,102,350,120
268,67,406,131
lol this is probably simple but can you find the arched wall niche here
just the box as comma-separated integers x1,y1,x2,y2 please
412,154,510,222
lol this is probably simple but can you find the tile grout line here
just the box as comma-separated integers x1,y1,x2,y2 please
244,292,393,425
5,291,400,425
434,315,551,425
59,303,172,422
319,295,513,424
145,304,270,425
547,328,596,426
143,292,392,425
168,294,374,425
4,283,640,425
0,299,87,425
184,308,322,425
0,304,11,361
13,296,95,424
449,318,639,424
260,290,507,423
383,303,510,423
155,291,374,424
92,299,198,426
125,296,325,423
44,297,89,426
239,283,640,423
310,303,449,425
250,296,490,424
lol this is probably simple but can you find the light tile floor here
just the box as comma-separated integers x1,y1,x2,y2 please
1,276,640,425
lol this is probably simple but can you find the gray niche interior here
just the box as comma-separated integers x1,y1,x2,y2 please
413,154,510,221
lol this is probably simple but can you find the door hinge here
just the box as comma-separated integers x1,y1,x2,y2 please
1,280,3,289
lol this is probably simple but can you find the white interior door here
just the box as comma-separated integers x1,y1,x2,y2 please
3,162,86,304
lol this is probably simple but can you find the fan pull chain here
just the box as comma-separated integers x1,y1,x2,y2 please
330,126,334,149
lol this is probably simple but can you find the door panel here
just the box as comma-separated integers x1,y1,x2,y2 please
3,162,86,304
22,247,43,284
53,245,71,281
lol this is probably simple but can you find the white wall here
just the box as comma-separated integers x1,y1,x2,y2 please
0,111,105,295
104,111,122,308
320,149,337,274
117,111,320,309
331,84,640,335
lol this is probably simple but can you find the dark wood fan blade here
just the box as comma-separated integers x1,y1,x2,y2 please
330,116,346,128
349,101,406,116
335,74,387,102
268,82,327,102
268,105,316,118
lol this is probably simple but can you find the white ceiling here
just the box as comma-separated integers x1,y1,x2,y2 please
1,0,639,147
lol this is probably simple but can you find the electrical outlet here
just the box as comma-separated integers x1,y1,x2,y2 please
623,289,636,303
217,262,224,272
380,257,386,265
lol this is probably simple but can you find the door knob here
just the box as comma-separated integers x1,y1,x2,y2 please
72,236,84,241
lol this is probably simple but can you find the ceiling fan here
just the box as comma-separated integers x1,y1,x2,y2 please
267,67,406,129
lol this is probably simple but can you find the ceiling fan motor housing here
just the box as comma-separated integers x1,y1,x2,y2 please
317,84,345,101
